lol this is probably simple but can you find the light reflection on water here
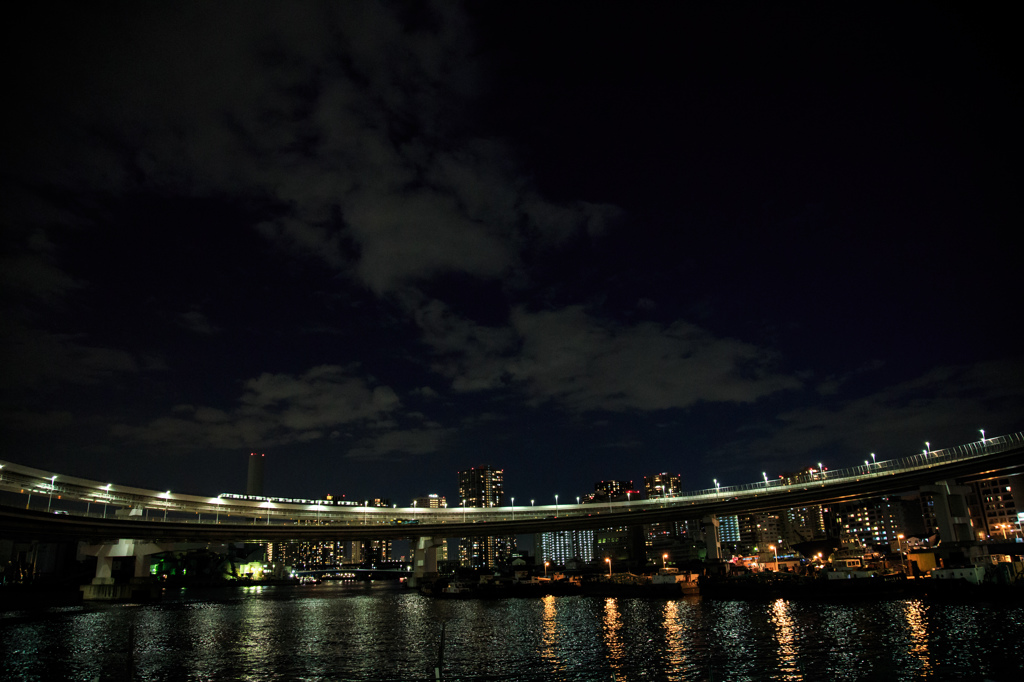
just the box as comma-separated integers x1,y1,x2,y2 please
2,584,1024,681
769,598,801,681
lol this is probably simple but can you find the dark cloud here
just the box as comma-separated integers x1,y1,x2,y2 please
709,358,1024,477
0,2,1018,503
414,301,801,411
111,364,408,452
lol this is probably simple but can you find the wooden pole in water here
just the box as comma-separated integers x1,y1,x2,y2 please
434,620,447,680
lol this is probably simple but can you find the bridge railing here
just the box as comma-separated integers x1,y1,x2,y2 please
654,432,1024,504
1,432,1021,526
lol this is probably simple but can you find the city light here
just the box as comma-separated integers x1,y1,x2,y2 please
605,557,612,577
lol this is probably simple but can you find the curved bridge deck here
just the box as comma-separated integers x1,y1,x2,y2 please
2,433,1021,542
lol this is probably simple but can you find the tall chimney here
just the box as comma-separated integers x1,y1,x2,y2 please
247,452,265,496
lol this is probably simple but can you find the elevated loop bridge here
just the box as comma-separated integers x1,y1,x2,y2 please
2,432,1022,543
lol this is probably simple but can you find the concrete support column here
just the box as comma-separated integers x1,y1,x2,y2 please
921,480,973,543
703,514,721,560
410,535,445,588
79,539,167,600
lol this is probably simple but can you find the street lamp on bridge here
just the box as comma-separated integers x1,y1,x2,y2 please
511,497,514,521
554,494,558,518
47,475,57,512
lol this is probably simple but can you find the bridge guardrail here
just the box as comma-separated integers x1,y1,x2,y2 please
1,432,1021,526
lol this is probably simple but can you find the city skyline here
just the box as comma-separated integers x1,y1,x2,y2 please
1,3,1019,506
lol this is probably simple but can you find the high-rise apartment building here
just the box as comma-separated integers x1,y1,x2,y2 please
738,513,782,552
538,529,595,566
644,472,684,543
833,497,924,547
413,493,447,508
593,480,635,500
967,474,1023,540
718,515,741,544
782,505,826,545
644,473,681,499
458,465,514,569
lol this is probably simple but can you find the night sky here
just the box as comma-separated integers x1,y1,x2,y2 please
1,2,1020,507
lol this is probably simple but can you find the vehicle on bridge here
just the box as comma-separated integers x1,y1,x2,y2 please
218,493,360,507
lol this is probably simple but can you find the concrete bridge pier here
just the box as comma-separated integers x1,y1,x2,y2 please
703,514,721,560
920,480,974,543
79,539,169,600
410,535,445,589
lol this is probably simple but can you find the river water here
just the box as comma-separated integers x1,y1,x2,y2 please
2,582,1022,681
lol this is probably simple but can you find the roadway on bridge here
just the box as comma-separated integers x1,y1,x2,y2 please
2,438,1021,543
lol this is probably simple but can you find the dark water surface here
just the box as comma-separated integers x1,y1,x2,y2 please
2,583,1022,681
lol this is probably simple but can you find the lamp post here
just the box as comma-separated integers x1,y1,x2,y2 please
662,553,668,569
544,561,549,578
164,491,171,521
871,452,876,466
511,497,515,521
770,544,778,572
605,557,612,577
554,494,559,518
762,472,768,489
714,479,720,498
980,429,986,443
818,463,824,480
103,484,111,518
897,534,906,574
462,500,466,523
47,476,57,512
